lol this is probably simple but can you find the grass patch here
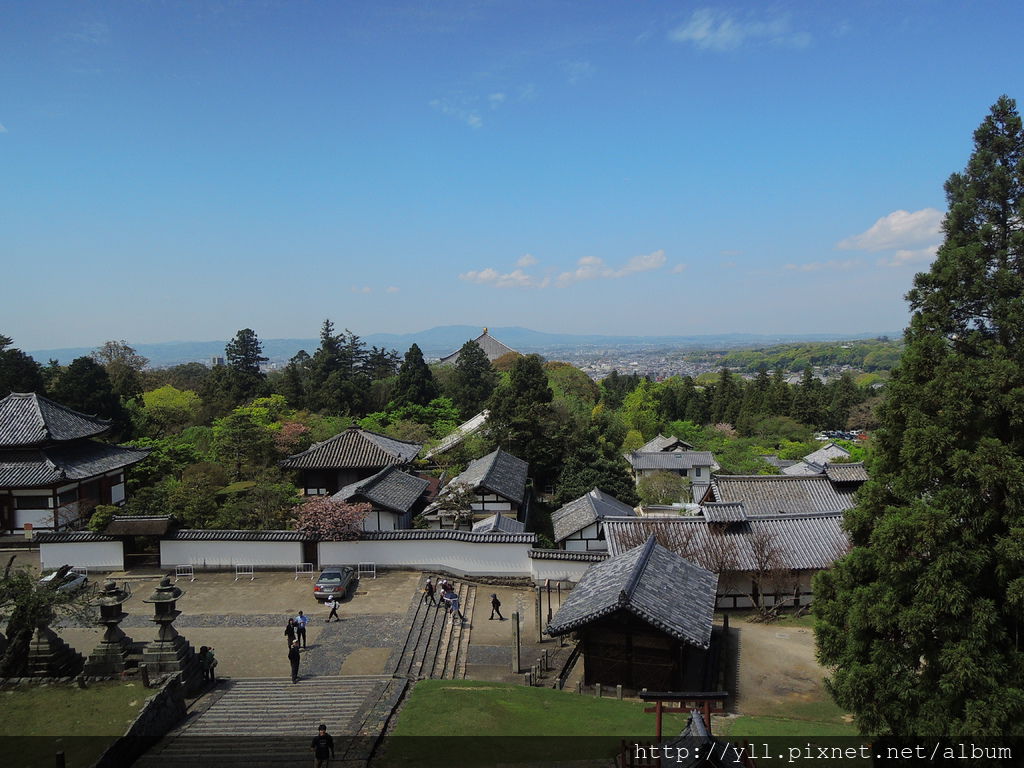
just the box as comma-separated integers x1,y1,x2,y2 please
379,679,690,766
0,681,148,768
720,715,858,739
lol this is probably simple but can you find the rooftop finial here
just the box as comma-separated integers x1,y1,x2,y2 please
483,327,488,334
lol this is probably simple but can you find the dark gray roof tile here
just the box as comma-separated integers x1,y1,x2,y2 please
0,393,111,448
333,466,429,514
472,510,526,533
552,487,636,542
707,474,856,515
446,448,528,504
626,451,716,471
438,330,518,365
0,442,151,488
281,426,421,470
547,537,717,648
605,513,850,571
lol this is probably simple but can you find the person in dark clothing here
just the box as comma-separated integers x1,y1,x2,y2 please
285,618,296,648
423,578,437,606
288,640,301,683
489,593,504,620
198,645,217,681
311,723,335,767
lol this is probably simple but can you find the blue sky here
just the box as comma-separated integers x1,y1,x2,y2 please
4,1,1023,350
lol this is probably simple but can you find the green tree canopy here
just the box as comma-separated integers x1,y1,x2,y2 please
392,343,439,408
449,340,499,419
49,356,125,428
814,96,1024,739
0,335,45,398
224,328,267,404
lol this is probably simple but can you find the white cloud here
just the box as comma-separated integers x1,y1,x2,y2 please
488,93,506,110
386,286,400,293
0,123,7,134
878,245,939,268
837,208,943,252
516,253,538,267
669,9,809,51
556,249,666,286
783,259,861,272
350,286,372,294
459,267,542,289
671,263,688,274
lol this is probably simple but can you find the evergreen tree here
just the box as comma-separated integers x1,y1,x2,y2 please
49,357,125,427
486,354,564,487
0,335,45,397
710,368,740,425
279,350,312,410
450,339,498,419
224,328,267,404
307,320,369,414
791,366,823,426
764,367,790,417
815,97,1024,739
824,371,860,429
364,346,401,380
392,344,439,407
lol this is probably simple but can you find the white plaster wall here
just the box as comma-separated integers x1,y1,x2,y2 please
160,540,304,568
318,539,533,577
40,541,124,572
529,557,594,584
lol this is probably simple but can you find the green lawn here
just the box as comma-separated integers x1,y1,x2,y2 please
379,679,692,767
0,682,147,768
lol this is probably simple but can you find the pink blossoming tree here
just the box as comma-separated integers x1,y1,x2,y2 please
294,496,370,541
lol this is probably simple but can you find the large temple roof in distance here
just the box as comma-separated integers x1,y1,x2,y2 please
437,328,518,366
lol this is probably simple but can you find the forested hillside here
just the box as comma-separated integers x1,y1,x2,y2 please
0,326,878,534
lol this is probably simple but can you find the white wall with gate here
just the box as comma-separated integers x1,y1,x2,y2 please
319,537,535,578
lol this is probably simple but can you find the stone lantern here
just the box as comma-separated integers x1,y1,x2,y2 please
84,579,134,675
141,576,198,682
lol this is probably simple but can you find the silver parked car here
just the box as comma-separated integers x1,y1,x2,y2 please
313,567,358,601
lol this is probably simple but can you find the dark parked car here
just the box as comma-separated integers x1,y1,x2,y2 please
313,567,358,601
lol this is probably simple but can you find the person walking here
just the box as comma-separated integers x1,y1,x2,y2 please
489,593,504,621
423,578,437,606
310,723,335,768
443,586,464,622
295,610,309,648
285,618,296,648
288,640,301,683
325,596,340,622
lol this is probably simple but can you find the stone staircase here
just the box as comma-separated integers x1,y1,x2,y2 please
135,675,391,767
395,581,475,680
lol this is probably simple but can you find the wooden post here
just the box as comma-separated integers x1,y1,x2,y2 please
512,612,521,673
140,663,150,688
546,579,553,623
542,649,548,671
524,672,532,686
595,683,602,698
532,664,539,682
616,684,623,700
655,700,663,743
576,681,582,695
535,586,543,643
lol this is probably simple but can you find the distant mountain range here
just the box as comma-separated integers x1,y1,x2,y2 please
28,326,898,368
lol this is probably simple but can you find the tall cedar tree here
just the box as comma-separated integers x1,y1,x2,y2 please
450,339,499,419
814,96,1024,739
224,328,267,404
486,354,563,487
392,343,438,407
0,335,45,397
308,320,369,414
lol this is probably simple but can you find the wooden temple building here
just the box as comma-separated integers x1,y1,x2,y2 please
280,425,422,497
546,536,719,691
0,393,151,533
